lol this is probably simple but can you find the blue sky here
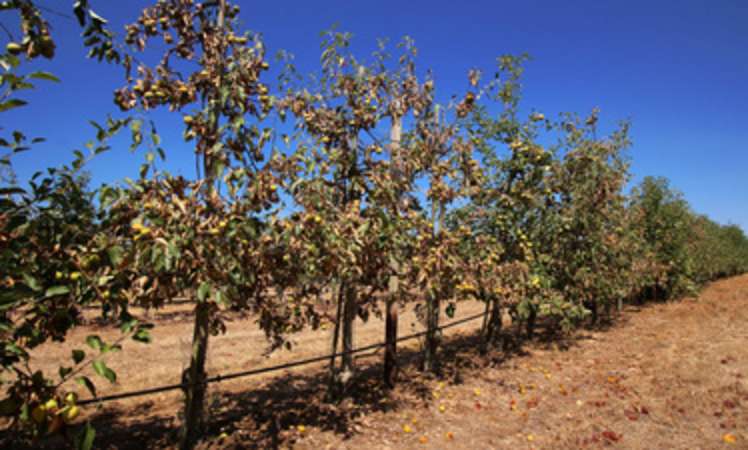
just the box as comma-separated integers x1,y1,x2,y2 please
3,0,747,230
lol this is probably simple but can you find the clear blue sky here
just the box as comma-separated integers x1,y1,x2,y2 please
3,0,747,230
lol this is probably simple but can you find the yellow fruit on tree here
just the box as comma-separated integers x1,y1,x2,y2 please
62,405,80,423
6,42,23,55
44,399,58,411
64,392,78,406
70,272,81,281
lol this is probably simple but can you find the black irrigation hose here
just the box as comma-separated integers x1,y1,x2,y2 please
77,311,487,406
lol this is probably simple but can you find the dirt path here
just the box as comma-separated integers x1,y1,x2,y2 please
291,274,748,450
19,274,748,449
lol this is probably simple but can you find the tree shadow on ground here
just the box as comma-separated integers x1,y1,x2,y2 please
4,318,594,450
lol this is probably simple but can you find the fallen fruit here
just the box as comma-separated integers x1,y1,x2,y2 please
723,434,737,444
403,424,413,433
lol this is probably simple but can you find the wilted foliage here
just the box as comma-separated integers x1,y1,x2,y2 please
1,2,747,449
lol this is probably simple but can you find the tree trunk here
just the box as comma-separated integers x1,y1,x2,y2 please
479,292,491,355
327,282,343,396
340,284,356,383
180,2,224,447
423,201,444,374
423,289,439,373
384,115,402,388
482,294,502,353
384,286,398,388
179,302,210,450
588,300,599,326
526,307,537,338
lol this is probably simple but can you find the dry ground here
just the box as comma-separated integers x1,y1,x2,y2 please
9,274,748,449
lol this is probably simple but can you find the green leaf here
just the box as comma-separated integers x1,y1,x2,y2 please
21,273,41,292
92,360,116,383
0,187,24,195
89,9,108,26
85,335,103,352
75,421,96,450
445,302,456,318
45,285,71,298
73,1,88,26
197,282,211,303
107,245,124,266
133,328,151,344
0,99,28,113
28,72,60,82
59,366,73,379
76,376,96,398
72,349,85,364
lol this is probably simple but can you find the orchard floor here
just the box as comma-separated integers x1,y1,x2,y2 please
12,274,748,449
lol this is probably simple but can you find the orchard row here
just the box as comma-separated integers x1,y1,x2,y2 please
1,1,747,449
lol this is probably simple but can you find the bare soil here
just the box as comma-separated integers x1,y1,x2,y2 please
8,274,748,449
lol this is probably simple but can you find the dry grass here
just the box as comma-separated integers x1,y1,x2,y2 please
7,275,748,449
